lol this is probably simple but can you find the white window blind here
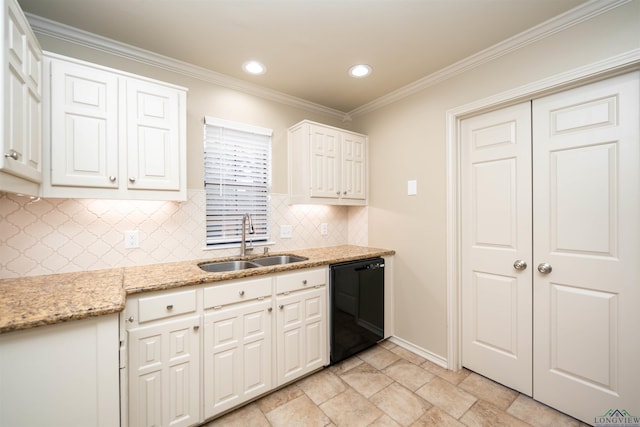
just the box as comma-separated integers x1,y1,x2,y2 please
204,117,272,247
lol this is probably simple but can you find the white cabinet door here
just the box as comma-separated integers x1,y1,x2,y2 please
276,286,327,386
203,299,272,419
1,0,42,184
309,124,341,199
49,59,119,188
128,315,201,427
126,78,182,191
341,132,366,200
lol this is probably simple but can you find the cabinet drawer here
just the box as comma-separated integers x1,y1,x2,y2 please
276,267,326,294
138,289,197,323
204,277,272,308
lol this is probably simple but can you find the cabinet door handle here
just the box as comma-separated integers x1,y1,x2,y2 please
4,150,19,160
166,304,174,310
109,176,117,182
129,177,136,183
239,290,245,296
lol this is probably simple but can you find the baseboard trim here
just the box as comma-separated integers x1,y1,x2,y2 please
387,336,449,369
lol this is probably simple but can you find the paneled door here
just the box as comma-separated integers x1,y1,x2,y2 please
532,71,640,421
461,71,640,423
461,101,533,395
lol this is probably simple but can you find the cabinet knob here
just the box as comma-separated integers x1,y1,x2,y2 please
239,290,245,296
193,325,200,331
302,280,308,285
127,316,134,323
343,191,347,195
129,177,136,183
268,307,273,312
166,304,174,310
4,150,19,160
109,176,117,182
336,191,340,195
279,304,284,310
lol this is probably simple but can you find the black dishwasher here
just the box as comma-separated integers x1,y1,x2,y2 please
330,257,385,365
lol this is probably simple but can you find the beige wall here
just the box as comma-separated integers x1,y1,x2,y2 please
352,2,640,360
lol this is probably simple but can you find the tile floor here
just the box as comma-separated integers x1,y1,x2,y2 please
204,340,590,427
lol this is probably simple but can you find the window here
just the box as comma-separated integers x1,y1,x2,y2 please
204,117,272,247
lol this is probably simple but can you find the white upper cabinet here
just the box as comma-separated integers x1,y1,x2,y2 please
288,120,367,206
0,0,42,196
43,53,187,201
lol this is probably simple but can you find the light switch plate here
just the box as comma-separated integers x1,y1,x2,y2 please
280,225,293,239
407,180,417,196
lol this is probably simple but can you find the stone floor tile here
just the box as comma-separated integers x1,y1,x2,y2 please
320,388,384,427
415,376,477,419
389,345,427,366
265,394,331,427
203,402,270,427
328,354,363,375
370,414,403,427
458,372,519,410
358,345,401,370
507,394,584,427
382,359,435,392
370,382,432,426
420,360,471,385
379,339,398,351
460,399,530,427
339,361,394,398
255,383,304,414
298,368,347,405
410,406,466,427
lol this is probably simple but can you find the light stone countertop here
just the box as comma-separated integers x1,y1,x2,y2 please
0,245,394,334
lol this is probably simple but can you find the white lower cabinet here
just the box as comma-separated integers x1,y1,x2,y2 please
203,298,272,418
127,315,201,427
276,286,327,385
123,267,329,426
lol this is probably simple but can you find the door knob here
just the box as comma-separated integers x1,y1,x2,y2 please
537,263,552,274
513,260,527,270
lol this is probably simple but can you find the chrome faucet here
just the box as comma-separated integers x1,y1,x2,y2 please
240,213,255,256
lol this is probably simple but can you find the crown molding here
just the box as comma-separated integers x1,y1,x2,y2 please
25,12,348,122
347,0,631,118
26,0,629,122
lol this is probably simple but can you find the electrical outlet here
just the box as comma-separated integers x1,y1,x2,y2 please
320,223,328,236
280,225,293,239
124,230,139,248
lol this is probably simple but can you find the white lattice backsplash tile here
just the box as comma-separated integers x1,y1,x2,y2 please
0,191,367,279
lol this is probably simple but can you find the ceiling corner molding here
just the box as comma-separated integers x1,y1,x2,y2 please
348,0,631,119
25,12,349,122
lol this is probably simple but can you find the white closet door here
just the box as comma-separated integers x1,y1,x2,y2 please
532,71,640,421
461,101,533,395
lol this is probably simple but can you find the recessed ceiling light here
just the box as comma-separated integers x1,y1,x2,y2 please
348,64,372,78
242,60,266,75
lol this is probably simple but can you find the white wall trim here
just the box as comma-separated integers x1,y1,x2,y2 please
26,0,629,122
388,336,448,369
25,13,348,122
348,0,631,118
445,49,640,371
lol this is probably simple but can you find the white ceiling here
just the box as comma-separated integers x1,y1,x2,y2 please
18,0,588,113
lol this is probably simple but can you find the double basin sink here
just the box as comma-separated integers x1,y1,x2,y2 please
199,254,308,273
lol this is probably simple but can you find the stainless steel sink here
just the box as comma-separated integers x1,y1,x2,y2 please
199,260,260,272
251,255,308,266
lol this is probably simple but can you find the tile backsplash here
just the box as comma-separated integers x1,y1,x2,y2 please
0,191,367,279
